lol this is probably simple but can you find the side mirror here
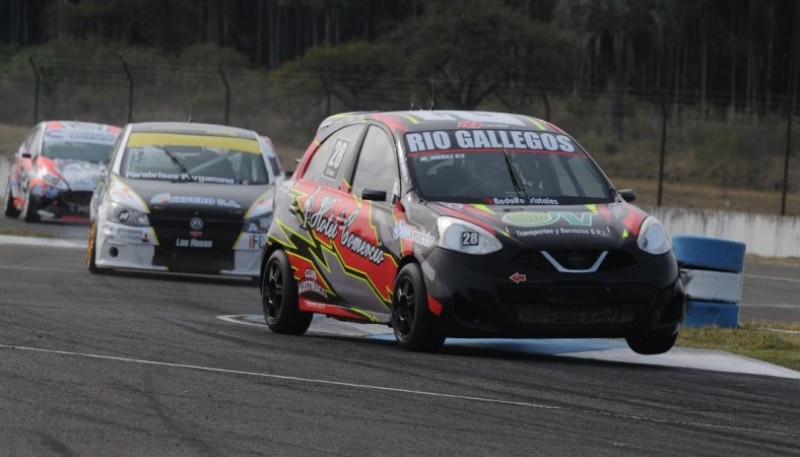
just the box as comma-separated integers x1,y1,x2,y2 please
361,188,388,202
619,188,636,203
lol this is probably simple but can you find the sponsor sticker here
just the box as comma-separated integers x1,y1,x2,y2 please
323,138,349,180
176,238,213,248
114,227,148,243
510,272,527,284
247,234,267,250
298,279,328,298
301,189,385,264
406,129,578,154
489,196,560,206
45,130,117,144
460,231,480,247
391,221,435,247
150,193,241,209
502,211,594,228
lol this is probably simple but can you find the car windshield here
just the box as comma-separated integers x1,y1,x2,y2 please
119,132,269,185
43,140,115,163
405,129,613,205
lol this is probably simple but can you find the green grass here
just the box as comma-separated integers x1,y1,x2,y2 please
678,321,800,371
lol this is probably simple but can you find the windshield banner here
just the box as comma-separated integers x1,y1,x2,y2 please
405,129,581,155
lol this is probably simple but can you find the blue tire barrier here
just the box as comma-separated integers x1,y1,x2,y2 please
672,235,746,328
684,300,740,328
671,235,746,273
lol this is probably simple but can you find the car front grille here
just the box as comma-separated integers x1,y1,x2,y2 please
497,284,655,326
509,250,637,272
60,191,93,208
151,217,241,273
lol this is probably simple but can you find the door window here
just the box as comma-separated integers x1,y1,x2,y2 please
351,126,397,199
303,125,364,186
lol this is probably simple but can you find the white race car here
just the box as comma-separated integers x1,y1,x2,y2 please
87,122,283,278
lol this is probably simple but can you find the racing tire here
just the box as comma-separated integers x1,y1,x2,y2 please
391,263,446,352
262,250,312,335
3,181,19,218
20,189,40,223
626,332,678,355
86,221,112,275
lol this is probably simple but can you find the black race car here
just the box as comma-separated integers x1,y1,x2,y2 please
261,111,685,353
87,122,281,278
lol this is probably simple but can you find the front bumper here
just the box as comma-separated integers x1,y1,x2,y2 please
94,220,265,277
29,186,92,218
422,247,685,339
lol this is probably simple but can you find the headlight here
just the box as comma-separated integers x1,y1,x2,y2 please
637,217,671,255
39,169,68,190
437,216,502,255
243,212,272,233
109,201,150,226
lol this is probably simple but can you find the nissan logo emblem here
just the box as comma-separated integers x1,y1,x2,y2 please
189,217,204,231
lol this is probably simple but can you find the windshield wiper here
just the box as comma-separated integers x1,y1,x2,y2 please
156,146,195,182
502,148,530,202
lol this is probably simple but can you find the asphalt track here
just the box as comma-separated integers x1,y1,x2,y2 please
3,156,800,455
1,240,800,456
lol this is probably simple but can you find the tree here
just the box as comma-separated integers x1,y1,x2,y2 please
555,0,659,139
272,41,398,117
385,0,574,110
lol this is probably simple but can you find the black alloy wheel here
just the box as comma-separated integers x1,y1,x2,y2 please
391,263,445,352
262,250,312,335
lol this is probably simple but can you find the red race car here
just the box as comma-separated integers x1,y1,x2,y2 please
4,121,121,222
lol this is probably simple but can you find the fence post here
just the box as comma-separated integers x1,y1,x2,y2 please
782,106,793,216
657,93,668,207
118,53,134,123
539,87,550,121
28,56,40,125
219,66,230,125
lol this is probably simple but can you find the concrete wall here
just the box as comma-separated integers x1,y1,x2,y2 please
646,206,800,258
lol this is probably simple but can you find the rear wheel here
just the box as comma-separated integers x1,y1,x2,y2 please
4,181,19,218
262,250,312,335
20,189,40,223
626,332,678,355
391,263,445,352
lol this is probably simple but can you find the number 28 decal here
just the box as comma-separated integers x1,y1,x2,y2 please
323,138,349,180
460,231,480,247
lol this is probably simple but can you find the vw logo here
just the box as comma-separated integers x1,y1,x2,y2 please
189,217,204,231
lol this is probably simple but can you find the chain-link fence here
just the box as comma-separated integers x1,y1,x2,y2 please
1,56,797,216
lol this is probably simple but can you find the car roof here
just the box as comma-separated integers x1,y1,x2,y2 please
128,122,258,139
318,110,562,136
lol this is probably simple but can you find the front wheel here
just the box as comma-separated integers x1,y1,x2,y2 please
262,250,312,335
626,332,678,355
86,221,103,274
4,181,19,218
20,189,40,223
391,263,445,352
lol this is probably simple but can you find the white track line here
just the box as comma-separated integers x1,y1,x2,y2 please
0,343,556,410
747,274,800,284
2,343,797,439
